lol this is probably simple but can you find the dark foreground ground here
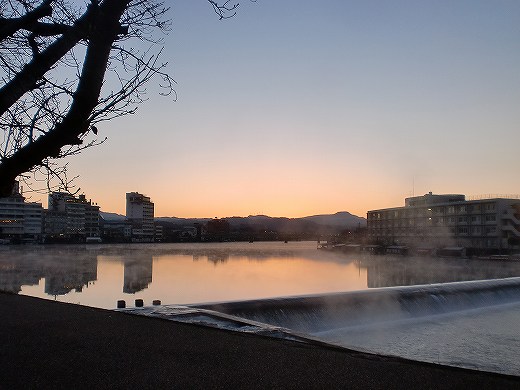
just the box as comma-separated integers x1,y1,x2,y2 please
1,293,519,389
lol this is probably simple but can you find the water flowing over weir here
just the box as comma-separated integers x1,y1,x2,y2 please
123,278,520,375
193,277,520,333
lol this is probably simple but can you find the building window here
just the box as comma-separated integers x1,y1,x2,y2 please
458,227,468,234
485,226,497,234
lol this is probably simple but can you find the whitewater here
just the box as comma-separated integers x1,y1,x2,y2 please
126,278,520,376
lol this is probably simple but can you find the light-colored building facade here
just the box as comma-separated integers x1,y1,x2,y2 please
24,201,44,237
45,192,100,240
367,193,520,251
126,192,155,242
0,182,43,242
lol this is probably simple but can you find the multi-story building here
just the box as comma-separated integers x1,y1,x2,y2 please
367,192,520,251
0,181,43,242
154,224,163,242
83,196,101,238
100,218,132,242
126,192,155,242
24,201,44,239
45,192,100,241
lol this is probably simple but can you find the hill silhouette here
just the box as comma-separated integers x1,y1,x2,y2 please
101,211,366,240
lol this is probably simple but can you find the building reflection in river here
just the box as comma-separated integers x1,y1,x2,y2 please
122,255,153,294
362,256,520,288
2,242,520,309
0,248,97,296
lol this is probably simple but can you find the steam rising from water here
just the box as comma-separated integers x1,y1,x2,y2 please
191,278,520,375
194,278,520,332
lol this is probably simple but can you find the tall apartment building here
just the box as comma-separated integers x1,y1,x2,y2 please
367,192,520,251
0,181,43,242
45,192,100,240
126,192,155,242
82,195,101,238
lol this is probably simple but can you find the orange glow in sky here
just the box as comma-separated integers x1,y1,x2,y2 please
33,1,519,219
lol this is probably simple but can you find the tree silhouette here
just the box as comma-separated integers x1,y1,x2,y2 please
0,0,239,196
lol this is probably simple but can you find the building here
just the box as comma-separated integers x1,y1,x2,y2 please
23,201,44,239
100,218,132,242
83,196,101,238
45,192,100,241
367,192,520,252
126,192,155,242
0,181,43,242
154,224,163,242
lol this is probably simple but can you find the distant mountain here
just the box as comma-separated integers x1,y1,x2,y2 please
101,211,366,230
301,211,366,228
100,211,126,221
155,216,211,226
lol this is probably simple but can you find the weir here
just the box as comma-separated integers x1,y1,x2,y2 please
121,277,520,375
193,277,520,334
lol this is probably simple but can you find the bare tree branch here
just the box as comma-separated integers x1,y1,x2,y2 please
207,0,239,20
0,0,52,41
0,0,246,197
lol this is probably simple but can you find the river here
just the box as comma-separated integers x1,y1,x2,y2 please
1,241,520,375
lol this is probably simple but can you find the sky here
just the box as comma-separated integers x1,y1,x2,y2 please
47,0,520,218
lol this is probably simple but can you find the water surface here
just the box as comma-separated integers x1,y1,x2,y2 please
3,242,520,375
2,241,520,310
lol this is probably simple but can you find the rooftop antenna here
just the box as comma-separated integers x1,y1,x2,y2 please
412,176,415,197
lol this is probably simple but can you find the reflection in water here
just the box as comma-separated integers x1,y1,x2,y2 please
362,256,520,288
203,253,230,265
45,257,97,296
123,255,153,294
0,248,97,296
1,242,520,309
3,243,520,377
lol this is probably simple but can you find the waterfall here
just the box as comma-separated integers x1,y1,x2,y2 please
193,277,520,333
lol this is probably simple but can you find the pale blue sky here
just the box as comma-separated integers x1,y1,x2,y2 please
65,0,520,217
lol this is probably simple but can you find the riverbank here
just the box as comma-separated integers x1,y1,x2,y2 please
1,293,519,389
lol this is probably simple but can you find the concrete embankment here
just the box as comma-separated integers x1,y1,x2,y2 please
1,293,519,389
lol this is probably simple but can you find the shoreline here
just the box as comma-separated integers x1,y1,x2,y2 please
1,292,519,389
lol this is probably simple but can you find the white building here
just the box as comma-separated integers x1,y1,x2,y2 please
0,182,43,242
126,192,155,242
24,201,44,237
367,192,520,252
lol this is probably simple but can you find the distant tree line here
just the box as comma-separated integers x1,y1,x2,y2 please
156,218,368,243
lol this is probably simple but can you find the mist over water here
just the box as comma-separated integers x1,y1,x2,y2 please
192,278,520,375
2,241,520,375
3,242,520,308
1,242,367,307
